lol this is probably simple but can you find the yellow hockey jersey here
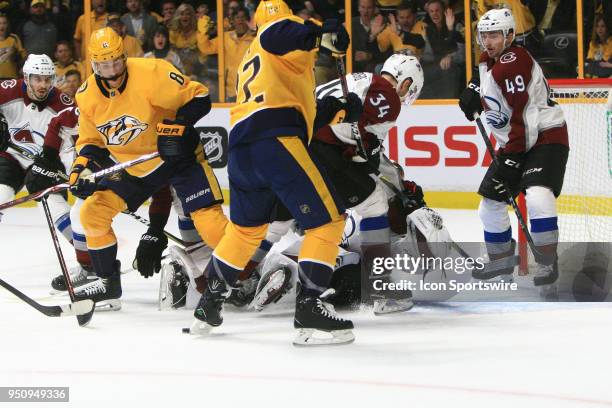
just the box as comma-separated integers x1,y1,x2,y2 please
230,15,319,143
75,58,208,177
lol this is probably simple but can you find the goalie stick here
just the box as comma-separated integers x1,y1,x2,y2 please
0,152,159,211
0,277,94,317
474,114,555,266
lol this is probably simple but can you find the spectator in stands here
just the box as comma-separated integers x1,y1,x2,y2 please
195,2,209,20
352,0,385,72
534,0,576,34
144,25,183,71
304,0,344,21
169,3,201,77
21,0,57,56
420,0,464,98
161,0,177,27
121,0,159,49
0,13,26,79
61,69,81,98
197,8,254,101
108,13,144,57
223,0,240,30
54,41,86,86
377,1,426,57
73,0,108,60
586,14,612,78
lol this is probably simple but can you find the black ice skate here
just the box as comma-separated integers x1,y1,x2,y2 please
226,271,258,308
158,261,189,310
50,264,97,294
74,261,122,311
189,276,229,335
293,288,355,346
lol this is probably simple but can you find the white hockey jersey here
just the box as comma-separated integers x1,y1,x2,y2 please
0,79,75,169
478,45,568,153
315,72,401,144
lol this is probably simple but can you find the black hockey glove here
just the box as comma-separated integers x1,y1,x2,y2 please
0,115,8,151
157,120,198,164
400,180,425,212
458,79,483,122
314,96,344,132
135,228,168,278
345,92,363,123
69,156,98,199
24,147,66,194
319,19,350,56
491,152,523,193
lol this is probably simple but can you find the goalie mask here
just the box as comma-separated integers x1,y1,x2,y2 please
380,53,424,105
23,54,56,102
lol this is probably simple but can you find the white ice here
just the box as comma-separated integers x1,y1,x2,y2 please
1,207,611,407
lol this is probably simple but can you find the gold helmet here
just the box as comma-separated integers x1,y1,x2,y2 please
88,27,126,79
253,0,292,28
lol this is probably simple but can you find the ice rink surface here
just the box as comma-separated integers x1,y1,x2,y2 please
1,207,611,407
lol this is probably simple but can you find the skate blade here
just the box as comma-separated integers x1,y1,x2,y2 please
248,269,289,311
293,328,355,346
186,318,214,336
94,299,121,312
373,298,414,315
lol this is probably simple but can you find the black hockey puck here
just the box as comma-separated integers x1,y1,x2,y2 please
182,327,190,334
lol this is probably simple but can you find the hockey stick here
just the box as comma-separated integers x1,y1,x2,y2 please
122,210,187,246
474,114,555,265
41,196,94,326
7,141,69,179
0,277,94,317
0,152,159,211
335,56,369,161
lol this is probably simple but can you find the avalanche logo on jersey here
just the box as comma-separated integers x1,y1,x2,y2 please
482,96,510,129
96,115,148,146
10,124,43,155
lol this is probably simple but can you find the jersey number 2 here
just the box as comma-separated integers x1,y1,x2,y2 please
241,55,264,104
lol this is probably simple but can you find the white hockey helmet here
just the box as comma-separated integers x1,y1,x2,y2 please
380,53,424,105
22,54,56,101
477,8,516,49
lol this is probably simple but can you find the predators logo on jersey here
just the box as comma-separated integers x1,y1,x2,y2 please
96,114,148,146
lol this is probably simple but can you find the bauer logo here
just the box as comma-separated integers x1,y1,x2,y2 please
197,126,228,168
97,115,148,146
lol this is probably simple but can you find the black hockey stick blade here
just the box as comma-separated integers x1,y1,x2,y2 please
0,277,94,318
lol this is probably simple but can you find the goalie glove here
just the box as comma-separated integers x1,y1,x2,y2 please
319,19,350,56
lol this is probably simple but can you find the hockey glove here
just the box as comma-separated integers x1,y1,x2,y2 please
314,96,345,132
320,19,350,56
135,227,168,278
69,156,98,199
345,92,363,123
157,120,197,164
458,79,483,122
25,147,67,194
400,180,425,212
491,152,523,194
0,115,8,152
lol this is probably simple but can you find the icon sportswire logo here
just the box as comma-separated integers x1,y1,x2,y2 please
96,115,148,146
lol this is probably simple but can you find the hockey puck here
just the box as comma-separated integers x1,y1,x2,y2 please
182,327,190,334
